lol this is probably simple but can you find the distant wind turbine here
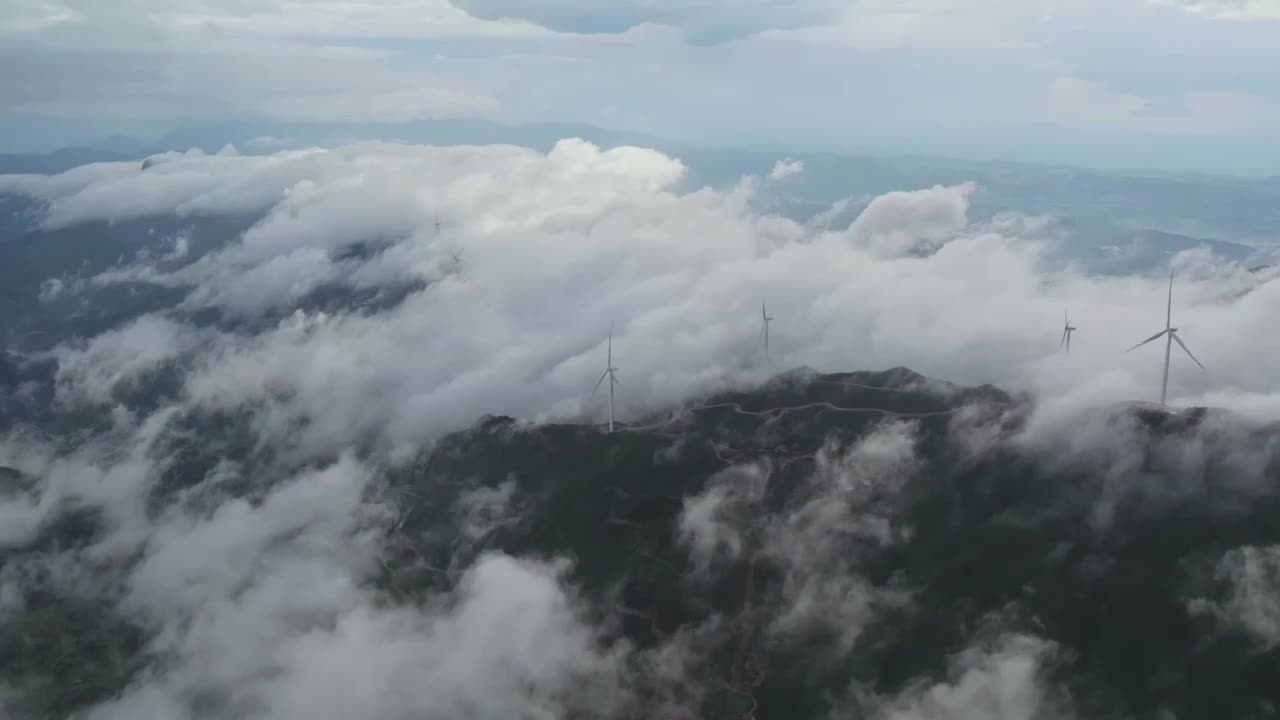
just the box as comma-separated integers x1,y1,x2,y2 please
1059,309,1077,354
760,301,775,359
1126,268,1204,405
593,322,621,432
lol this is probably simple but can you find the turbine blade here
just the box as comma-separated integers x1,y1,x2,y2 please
593,370,609,396
1126,329,1169,352
1171,333,1205,370
1167,268,1174,328
1060,327,1068,348
612,371,622,386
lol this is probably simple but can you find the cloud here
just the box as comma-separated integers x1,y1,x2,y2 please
24,442,625,720
1207,545,1280,649
763,423,918,654
846,182,975,258
0,407,176,554
51,315,199,405
3,0,1280,172
1154,0,1280,20
0,1,505,140
879,635,1066,719
767,158,804,181
679,462,769,573
10,139,1280,462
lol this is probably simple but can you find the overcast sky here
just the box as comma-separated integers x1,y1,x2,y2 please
3,0,1280,171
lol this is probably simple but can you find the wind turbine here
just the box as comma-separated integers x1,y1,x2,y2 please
760,301,775,359
593,322,621,432
1126,268,1204,405
1059,309,1077,354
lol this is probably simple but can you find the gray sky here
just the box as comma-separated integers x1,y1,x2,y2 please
3,0,1280,171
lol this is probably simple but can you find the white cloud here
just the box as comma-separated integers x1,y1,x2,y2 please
0,408,176,554
1209,545,1280,649
3,0,1280,166
768,158,804,181
11,139,1280,462
45,442,625,720
0,2,503,132
52,315,199,405
846,182,975,258
679,462,770,573
1155,0,1280,20
880,635,1064,720
764,423,919,654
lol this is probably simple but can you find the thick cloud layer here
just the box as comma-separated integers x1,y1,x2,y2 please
9,139,1280,454
4,138,1280,718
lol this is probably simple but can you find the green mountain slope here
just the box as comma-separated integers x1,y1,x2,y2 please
381,368,1280,719
3,368,1279,718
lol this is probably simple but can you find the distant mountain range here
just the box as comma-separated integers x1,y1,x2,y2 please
0,147,132,175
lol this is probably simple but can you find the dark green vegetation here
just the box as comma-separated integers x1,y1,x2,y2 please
2,366,1279,717
0,597,147,719
0,463,148,718
383,368,1280,719
0,196,260,350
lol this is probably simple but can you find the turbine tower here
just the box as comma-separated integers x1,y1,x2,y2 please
593,322,621,432
1059,309,1077,354
1126,268,1204,405
760,301,775,359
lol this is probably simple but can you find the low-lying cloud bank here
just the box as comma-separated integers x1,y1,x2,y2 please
6,138,1280,455
3,138,1280,718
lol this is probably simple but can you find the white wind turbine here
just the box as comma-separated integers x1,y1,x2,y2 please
1060,309,1078,354
1126,268,1204,405
760,301,775,359
593,322,621,432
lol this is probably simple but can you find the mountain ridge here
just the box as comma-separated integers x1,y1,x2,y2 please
377,366,1280,718
3,365,1279,718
